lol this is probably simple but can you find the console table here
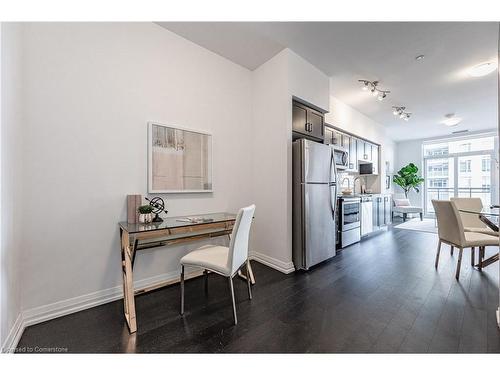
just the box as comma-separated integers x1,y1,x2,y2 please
118,212,255,333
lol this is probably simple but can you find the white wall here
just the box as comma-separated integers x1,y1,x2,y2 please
1,22,24,350
250,49,329,272
250,50,292,271
326,94,396,194
20,23,254,315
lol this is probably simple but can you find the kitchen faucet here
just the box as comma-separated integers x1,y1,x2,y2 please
341,177,350,190
353,176,362,195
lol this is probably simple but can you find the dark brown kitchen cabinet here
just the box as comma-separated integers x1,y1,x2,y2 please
384,195,392,225
348,136,358,172
324,127,334,145
372,194,392,231
357,139,374,162
292,101,324,140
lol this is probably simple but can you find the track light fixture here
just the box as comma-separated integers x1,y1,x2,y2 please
392,106,411,121
358,80,390,101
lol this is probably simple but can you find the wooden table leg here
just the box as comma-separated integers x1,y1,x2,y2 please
121,230,137,333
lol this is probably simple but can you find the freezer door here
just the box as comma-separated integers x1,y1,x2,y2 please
303,183,336,268
302,139,334,183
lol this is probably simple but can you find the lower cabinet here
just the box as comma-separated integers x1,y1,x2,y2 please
383,195,392,225
371,194,392,232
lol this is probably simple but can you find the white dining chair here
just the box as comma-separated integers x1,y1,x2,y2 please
450,197,498,237
179,204,256,325
432,200,498,279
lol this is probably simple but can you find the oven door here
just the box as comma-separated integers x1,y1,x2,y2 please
341,200,361,231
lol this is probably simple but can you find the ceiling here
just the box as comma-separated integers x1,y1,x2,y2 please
157,22,498,141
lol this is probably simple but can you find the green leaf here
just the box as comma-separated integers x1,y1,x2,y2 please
393,163,424,195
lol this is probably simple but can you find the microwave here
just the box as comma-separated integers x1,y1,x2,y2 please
332,146,349,169
359,162,374,175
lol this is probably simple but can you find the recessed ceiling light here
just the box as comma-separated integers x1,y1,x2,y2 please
415,54,425,61
441,113,462,127
468,61,496,77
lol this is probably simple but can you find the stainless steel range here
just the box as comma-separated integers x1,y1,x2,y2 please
338,196,361,248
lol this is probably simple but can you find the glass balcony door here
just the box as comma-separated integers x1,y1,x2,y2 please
423,136,497,216
424,157,455,215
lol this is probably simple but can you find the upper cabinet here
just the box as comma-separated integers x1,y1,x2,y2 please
347,136,358,172
371,143,379,175
325,126,379,175
324,127,334,145
292,101,324,141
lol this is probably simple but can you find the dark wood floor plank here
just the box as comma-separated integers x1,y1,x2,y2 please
17,223,500,353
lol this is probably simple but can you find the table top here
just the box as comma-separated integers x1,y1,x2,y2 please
119,212,237,234
458,207,500,217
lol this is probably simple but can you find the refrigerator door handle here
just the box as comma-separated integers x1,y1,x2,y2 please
331,183,337,219
330,148,338,217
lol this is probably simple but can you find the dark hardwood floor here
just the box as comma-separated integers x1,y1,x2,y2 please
17,224,500,353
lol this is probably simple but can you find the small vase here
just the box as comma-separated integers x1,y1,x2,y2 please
139,213,153,224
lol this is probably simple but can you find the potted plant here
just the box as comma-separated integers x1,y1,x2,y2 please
138,205,154,224
393,163,425,198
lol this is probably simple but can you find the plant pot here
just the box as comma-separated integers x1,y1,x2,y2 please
139,213,153,224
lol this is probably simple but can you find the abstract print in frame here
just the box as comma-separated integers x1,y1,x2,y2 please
148,122,213,193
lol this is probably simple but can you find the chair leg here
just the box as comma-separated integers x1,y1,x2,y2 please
435,240,442,269
246,260,252,300
470,247,475,267
450,245,454,256
403,213,407,222
228,276,237,325
419,212,423,221
204,270,209,294
479,246,485,271
455,247,463,280
180,265,185,316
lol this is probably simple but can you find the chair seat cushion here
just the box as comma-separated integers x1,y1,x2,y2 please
464,232,499,247
464,226,499,237
393,206,422,213
180,245,230,275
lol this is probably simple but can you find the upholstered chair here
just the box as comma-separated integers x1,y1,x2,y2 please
432,200,497,279
450,197,498,237
180,204,256,324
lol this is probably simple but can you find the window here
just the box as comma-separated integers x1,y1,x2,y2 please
482,157,491,172
460,177,472,188
423,134,497,216
482,176,491,189
428,178,448,188
459,160,471,173
424,143,448,156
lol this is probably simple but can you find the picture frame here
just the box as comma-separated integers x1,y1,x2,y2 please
148,122,213,193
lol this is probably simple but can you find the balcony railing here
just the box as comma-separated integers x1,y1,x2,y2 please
425,187,491,214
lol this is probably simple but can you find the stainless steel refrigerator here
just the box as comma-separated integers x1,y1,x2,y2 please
292,138,337,270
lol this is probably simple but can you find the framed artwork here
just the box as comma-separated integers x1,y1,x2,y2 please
148,122,213,193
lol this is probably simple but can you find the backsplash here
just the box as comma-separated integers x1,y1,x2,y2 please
338,171,380,194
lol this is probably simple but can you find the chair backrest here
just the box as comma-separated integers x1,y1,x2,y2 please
450,197,485,228
432,200,466,247
227,204,256,275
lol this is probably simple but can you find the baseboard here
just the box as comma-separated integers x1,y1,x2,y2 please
4,255,292,347
250,251,295,274
1,312,24,353
22,268,202,330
